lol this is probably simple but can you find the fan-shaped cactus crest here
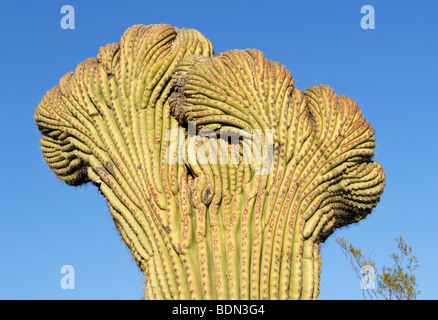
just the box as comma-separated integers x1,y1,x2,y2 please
34,24,385,299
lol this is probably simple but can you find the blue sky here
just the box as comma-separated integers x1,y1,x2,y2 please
0,0,437,299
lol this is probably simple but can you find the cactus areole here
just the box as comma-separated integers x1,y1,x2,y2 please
35,24,385,300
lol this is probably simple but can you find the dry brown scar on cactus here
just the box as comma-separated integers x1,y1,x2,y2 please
34,23,385,300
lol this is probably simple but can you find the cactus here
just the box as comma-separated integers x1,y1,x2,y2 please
34,24,385,299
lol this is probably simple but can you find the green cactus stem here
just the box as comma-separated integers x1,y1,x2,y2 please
34,24,385,299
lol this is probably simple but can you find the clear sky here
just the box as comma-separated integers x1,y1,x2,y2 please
0,0,437,300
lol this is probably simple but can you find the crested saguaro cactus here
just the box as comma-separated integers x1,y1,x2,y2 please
35,24,385,299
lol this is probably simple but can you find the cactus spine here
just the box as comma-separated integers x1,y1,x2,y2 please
34,24,385,299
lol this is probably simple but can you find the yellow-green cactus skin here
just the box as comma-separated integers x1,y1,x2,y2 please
34,24,385,299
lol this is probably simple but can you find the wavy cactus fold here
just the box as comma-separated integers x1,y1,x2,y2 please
34,24,385,300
